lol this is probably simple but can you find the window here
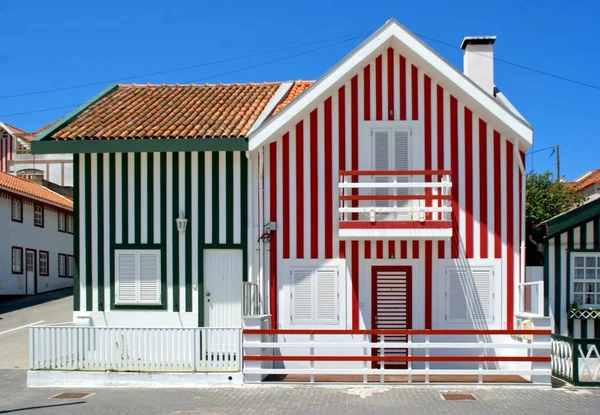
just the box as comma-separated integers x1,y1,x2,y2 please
11,198,22,222
34,205,44,227
290,267,339,325
66,214,73,234
58,212,66,232
39,251,49,276
115,250,161,305
66,255,74,278
12,247,23,274
444,266,494,324
572,253,600,307
58,254,66,277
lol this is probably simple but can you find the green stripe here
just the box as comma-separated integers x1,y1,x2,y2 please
135,153,141,244
160,153,167,308
109,154,116,308
172,152,180,311
198,152,205,327
581,319,588,339
581,223,588,250
85,154,92,312
122,154,129,244
594,218,600,248
212,151,219,244
226,152,234,244
567,229,574,337
73,156,80,311
185,152,192,312
97,154,104,310
543,241,549,316
147,153,154,244
554,235,562,334
241,152,248,282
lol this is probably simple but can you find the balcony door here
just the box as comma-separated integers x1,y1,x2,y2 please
372,128,411,221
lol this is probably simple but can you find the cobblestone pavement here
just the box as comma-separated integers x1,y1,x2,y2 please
1,370,599,415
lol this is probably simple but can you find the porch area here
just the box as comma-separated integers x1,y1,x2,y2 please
551,335,600,386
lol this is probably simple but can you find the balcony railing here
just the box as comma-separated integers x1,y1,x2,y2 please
338,170,452,235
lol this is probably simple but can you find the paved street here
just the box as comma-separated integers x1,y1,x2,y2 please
0,369,600,415
0,289,72,369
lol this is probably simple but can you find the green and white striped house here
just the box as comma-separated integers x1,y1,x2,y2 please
32,82,295,328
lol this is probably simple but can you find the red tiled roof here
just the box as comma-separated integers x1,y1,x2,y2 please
49,83,285,140
571,169,600,191
271,80,314,116
2,122,34,141
0,171,73,209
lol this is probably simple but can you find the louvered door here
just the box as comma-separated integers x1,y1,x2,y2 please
371,266,412,369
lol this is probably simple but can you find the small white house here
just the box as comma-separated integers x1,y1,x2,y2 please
0,171,74,295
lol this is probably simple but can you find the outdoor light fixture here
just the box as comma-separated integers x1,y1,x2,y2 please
176,211,188,234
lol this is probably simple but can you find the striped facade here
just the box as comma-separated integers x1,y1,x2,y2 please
74,151,248,326
546,216,600,340
262,46,527,330
0,133,14,172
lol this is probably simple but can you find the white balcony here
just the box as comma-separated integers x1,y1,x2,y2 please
338,170,453,239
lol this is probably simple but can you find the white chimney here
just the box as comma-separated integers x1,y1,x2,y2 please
460,36,496,96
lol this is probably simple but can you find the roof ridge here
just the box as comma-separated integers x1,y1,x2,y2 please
117,80,314,88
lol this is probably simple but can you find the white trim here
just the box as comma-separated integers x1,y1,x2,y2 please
339,228,452,239
248,19,532,151
570,251,600,308
247,82,294,135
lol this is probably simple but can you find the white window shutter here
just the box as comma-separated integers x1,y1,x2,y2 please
446,269,468,322
116,251,137,304
393,130,410,170
291,269,313,324
472,268,494,322
139,251,161,304
315,268,338,323
373,130,390,211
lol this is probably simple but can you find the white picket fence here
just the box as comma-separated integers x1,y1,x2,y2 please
30,326,241,372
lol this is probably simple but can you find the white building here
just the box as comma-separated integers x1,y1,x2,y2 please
0,171,73,295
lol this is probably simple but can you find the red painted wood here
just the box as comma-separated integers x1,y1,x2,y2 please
437,85,445,259
450,96,459,258
365,241,371,259
269,142,278,328
388,241,395,257
506,139,515,330
479,118,488,258
243,355,551,363
375,54,383,120
400,241,407,259
399,55,406,120
339,221,452,229
376,241,383,258
243,328,552,336
493,130,502,259
364,65,371,121
351,75,359,221
425,241,432,329
338,86,346,171
351,241,359,329
412,241,420,258
339,194,451,201
464,107,474,258
411,65,418,120
340,169,451,176
295,121,304,258
387,48,394,120
424,75,432,221
310,109,318,259
324,97,333,259
282,132,290,259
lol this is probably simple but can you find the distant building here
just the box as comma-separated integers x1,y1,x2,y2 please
571,168,600,198
0,121,73,187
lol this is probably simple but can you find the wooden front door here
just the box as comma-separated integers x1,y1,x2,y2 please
371,265,412,369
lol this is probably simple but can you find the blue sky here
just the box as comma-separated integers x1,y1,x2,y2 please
1,0,597,179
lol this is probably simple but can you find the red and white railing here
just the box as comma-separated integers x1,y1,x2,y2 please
338,170,452,224
243,329,551,384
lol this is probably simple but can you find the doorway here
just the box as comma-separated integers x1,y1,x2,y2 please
25,249,37,295
203,249,243,328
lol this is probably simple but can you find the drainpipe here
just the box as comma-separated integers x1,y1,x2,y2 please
258,146,266,316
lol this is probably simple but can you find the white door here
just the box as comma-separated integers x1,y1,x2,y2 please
204,249,243,328
26,250,36,295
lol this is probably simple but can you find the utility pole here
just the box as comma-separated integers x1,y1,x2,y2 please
554,144,560,182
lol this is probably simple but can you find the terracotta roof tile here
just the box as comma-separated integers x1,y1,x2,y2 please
50,83,284,140
571,168,600,191
271,80,315,116
0,171,73,209
2,122,34,142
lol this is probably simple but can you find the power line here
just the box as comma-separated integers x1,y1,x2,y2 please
0,104,78,117
0,31,371,100
416,33,600,91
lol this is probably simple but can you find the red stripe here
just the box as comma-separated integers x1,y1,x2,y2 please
399,56,406,120
387,48,394,120
464,107,474,258
282,133,290,259
295,121,304,258
400,241,407,259
425,241,432,328
310,109,318,259
351,241,359,329
351,76,359,221
450,96,459,258
376,241,383,259
339,221,452,229
364,65,370,120
506,140,515,330
412,241,420,258
493,131,502,259
269,143,278,328
437,85,445,258
365,241,371,259
338,86,346,171
479,119,488,258
324,97,333,259
411,65,418,120
520,150,525,282
243,355,550,363
375,55,382,120
424,75,432,221
244,328,551,336
388,241,395,258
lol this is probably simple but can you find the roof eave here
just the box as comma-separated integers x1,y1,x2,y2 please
545,197,600,238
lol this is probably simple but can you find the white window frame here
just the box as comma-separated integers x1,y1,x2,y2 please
34,205,44,227
11,198,22,222
58,211,66,232
39,251,49,276
66,214,73,234
58,254,66,277
115,249,161,306
360,121,421,172
570,252,600,308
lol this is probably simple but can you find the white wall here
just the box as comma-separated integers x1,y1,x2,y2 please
0,195,73,295
9,152,73,187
